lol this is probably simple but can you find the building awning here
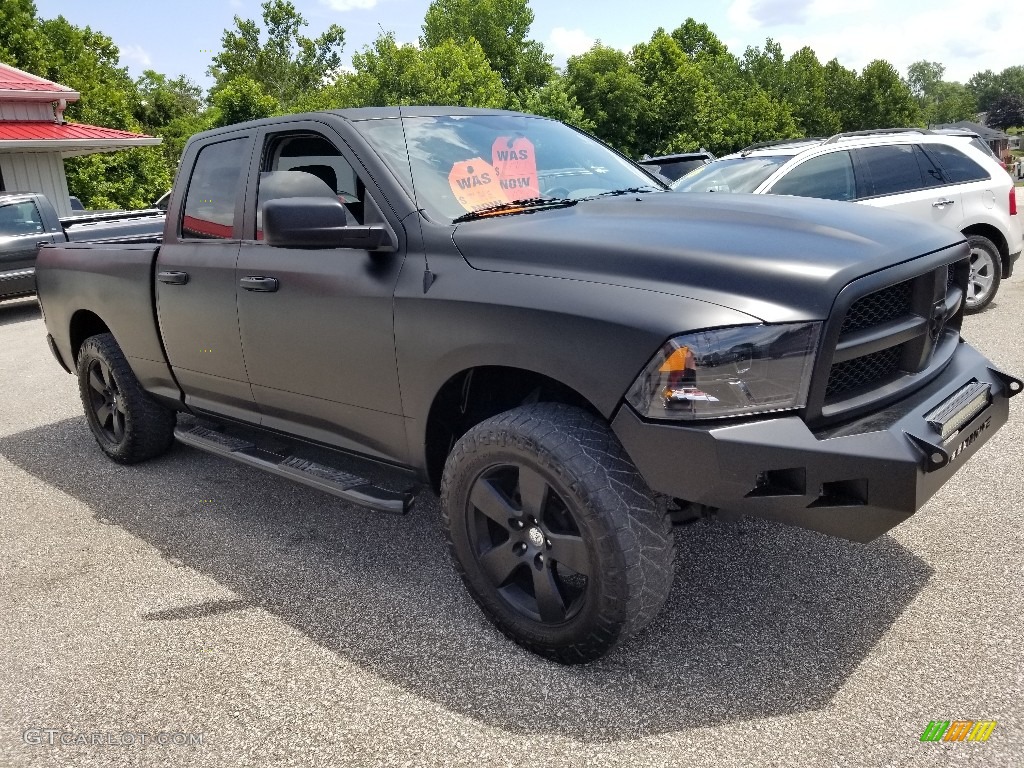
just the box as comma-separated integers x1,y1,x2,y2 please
0,121,160,157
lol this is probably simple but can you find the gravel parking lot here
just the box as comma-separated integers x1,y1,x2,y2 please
1,278,1022,767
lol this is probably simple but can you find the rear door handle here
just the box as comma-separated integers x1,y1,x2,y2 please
157,270,189,285
240,275,279,292
932,199,956,208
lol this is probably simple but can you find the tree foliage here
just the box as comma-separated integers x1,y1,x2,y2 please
421,0,553,105
3,1,1020,205
987,93,1024,131
208,0,345,111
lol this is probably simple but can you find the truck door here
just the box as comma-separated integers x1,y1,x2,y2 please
155,134,258,421
0,199,55,295
234,123,407,461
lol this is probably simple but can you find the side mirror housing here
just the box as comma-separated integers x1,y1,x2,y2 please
263,197,395,251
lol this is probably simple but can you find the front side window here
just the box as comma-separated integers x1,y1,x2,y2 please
255,133,364,238
0,201,43,237
181,138,246,240
356,115,662,223
767,150,855,201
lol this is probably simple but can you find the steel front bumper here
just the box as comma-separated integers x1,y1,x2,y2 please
612,342,1020,542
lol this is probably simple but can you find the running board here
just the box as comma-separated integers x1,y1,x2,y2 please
174,425,414,514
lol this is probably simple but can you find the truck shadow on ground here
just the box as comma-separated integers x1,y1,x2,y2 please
1,418,935,741
0,298,41,327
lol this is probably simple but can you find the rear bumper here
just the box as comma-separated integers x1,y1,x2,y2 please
612,342,1019,542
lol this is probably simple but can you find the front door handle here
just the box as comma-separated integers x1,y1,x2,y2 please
240,275,279,292
36,240,50,248
931,199,956,208
157,270,189,285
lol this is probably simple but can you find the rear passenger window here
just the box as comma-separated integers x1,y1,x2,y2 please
181,138,246,240
924,144,989,183
768,151,855,201
857,145,930,196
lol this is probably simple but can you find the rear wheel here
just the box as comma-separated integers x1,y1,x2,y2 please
964,235,1001,314
77,333,176,464
441,403,675,663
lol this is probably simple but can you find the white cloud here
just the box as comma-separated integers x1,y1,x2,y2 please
120,44,152,68
726,0,1008,83
547,27,595,61
320,0,379,10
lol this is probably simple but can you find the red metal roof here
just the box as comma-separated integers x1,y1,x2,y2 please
0,121,153,141
0,62,78,96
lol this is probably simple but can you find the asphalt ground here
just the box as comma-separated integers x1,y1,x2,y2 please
0,273,1022,767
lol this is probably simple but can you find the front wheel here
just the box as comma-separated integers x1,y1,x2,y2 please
77,333,176,464
964,235,1001,314
441,403,676,663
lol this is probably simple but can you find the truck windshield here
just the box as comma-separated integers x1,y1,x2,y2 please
356,114,663,223
672,156,789,194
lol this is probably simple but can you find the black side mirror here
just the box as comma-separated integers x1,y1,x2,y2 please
263,197,395,251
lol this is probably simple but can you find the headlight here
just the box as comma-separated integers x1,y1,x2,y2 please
625,323,821,420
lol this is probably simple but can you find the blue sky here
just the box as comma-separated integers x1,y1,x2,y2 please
33,0,1015,89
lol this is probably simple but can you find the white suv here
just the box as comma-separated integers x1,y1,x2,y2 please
673,129,1022,312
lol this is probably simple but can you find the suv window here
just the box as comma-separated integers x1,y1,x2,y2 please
856,144,945,197
181,138,246,240
0,201,44,236
767,150,855,201
924,143,989,183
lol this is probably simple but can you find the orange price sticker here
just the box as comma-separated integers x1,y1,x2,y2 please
448,158,509,212
492,136,540,199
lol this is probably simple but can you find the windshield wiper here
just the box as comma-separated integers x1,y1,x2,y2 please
452,196,577,223
588,185,663,199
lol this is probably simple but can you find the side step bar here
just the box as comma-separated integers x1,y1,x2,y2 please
174,425,414,514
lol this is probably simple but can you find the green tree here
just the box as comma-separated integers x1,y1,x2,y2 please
967,69,1000,113
907,61,976,126
822,58,859,131
520,75,594,133
0,0,47,73
312,33,506,110
421,0,554,106
209,75,278,127
564,45,646,155
987,93,1024,130
785,47,840,136
854,59,919,130
209,0,345,110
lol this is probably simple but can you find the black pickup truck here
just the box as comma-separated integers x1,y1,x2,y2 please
0,191,164,301
35,107,1020,662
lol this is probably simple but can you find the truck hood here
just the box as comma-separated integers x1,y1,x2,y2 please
452,192,963,323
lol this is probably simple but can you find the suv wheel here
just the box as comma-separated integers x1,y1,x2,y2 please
964,234,1001,314
77,333,177,464
441,403,675,663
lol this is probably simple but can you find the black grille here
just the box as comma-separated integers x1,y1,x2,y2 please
825,346,902,398
839,280,913,334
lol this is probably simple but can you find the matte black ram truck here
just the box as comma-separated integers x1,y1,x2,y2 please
0,191,164,301
35,108,1021,663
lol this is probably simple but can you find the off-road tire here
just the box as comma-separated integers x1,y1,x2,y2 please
441,403,675,663
77,333,176,464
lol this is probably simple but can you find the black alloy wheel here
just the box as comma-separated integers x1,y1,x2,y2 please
85,356,127,446
467,463,592,625
76,333,176,464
